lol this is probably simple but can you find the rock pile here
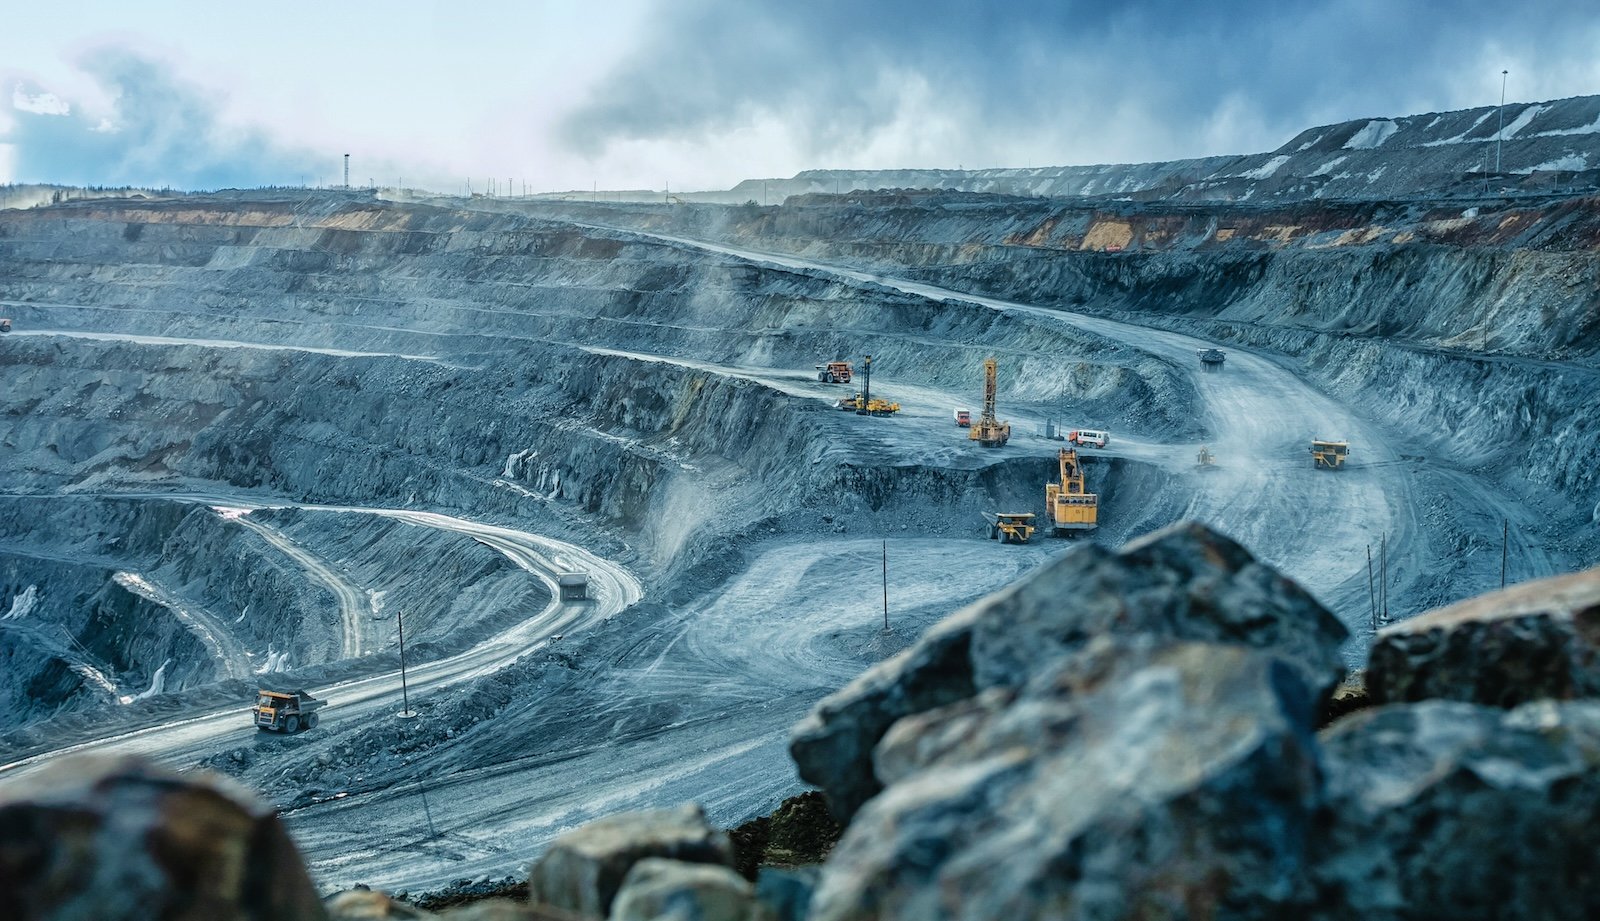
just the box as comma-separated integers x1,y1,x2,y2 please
6,522,1600,920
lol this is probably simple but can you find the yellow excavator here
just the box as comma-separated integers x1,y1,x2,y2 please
968,357,1011,447
1045,447,1098,535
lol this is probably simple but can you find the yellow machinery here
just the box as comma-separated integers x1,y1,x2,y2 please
986,512,1037,544
969,357,1011,447
1311,439,1349,470
816,361,853,383
836,354,900,416
1045,448,1098,535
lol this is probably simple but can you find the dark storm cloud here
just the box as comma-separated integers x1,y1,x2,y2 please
4,47,313,188
560,0,1600,164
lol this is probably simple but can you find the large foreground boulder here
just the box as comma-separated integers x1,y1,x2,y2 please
1368,565,1600,706
791,521,1347,820
808,639,1325,921
0,755,327,921
527,804,733,919
1316,699,1600,919
609,858,754,921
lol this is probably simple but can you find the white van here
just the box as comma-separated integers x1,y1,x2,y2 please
1069,429,1110,448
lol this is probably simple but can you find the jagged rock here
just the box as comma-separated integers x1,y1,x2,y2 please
791,521,1346,820
1315,699,1600,919
608,858,754,921
1368,565,1600,706
752,868,818,921
528,804,734,919
326,889,436,920
808,640,1324,921
0,754,327,921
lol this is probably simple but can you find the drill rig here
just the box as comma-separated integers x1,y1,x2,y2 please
968,357,1011,448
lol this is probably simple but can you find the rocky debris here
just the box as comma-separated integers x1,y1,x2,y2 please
790,521,1346,820
326,889,580,921
809,639,1323,921
752,868,818,921
527,804,734,919
609,858,754,921
1315,699,1600,919
0,754,327,921
1368,565,1600,706
727,792,842,879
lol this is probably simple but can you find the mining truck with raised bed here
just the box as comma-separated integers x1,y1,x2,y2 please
254,688,324,733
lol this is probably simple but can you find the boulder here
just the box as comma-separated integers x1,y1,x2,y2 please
1367,565,1600,706
752,868,818,921
0,754,327,921
527,804,733,919
791,521,1346,821
808,639,1325,921
1315,699,1600,919
325,889,436,920
608,858,754,921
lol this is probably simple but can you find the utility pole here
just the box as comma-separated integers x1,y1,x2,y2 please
1380,533,1389,622
882,540,889,631
397,608,416,719
1501,519,1509,588
1496,70,1509,173
1367,544,1377,634
343,154,350,190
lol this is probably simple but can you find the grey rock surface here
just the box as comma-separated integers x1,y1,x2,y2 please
1315,699,1600,920
608,858,754,921
528,804,734,919
808,640,1323,921
0,754,327,921
1367,565,1600,706
790,520,1346,821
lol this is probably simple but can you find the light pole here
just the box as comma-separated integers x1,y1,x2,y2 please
396,608,416,719
1495,69,1509,173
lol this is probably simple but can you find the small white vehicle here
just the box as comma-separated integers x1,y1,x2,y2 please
1068,429,1110,448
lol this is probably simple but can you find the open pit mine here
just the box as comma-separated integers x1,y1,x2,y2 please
2,94,1600,921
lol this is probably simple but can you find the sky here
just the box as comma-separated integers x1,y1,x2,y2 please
2,0,1598,193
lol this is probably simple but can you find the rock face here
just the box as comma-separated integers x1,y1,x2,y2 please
0,755,327,921
809,639,1324,921
790,521,1347,820
1316,700,1600,920
1368,566,1600,706
526,804,733,919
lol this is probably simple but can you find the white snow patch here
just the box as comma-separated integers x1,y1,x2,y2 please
1423,110,1494,147
1489,104,1549,141
119,659,170,704
3,584,40,620
256,646,291,674
1533,112,1600,137
1518,153,1588,173
1239,155,1291,180
502,449,536,479
1309,156,1349,177
1343,120,1399,150
368,589,388,619
1425,115,1443,130
1366,165,1388,183
1296,132,1326,152
1462,207,1480,218
212,506,253,520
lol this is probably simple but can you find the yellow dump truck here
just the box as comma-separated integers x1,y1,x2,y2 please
1311,440,1349,470
254,688,324,733
986,512,1037,544
1045,448,1099,535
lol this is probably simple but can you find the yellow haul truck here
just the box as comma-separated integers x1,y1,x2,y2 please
1311,440,1349,470
1045,448,1099,535
254,688,324,733
985,512,1037,544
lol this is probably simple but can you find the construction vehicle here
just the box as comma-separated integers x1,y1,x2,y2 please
985,512,1037,544
968,357,1011,447
1196,445,1216,468
1044,448,1099,535
1198,348,1225,370
254,688,325,733
953,408,971,427
837,354,900,416
1312,439,1349,470
816,361,853,384
0,319,11,333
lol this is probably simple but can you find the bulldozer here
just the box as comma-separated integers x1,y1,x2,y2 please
816,361,853,384
1311,439,1349,470
985,512,1037,544
1044,448,1098,535
968,357,1011,448
254,687,325,733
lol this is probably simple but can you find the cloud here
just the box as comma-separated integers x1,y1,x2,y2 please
559,0,1600,171
3,46,314,188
